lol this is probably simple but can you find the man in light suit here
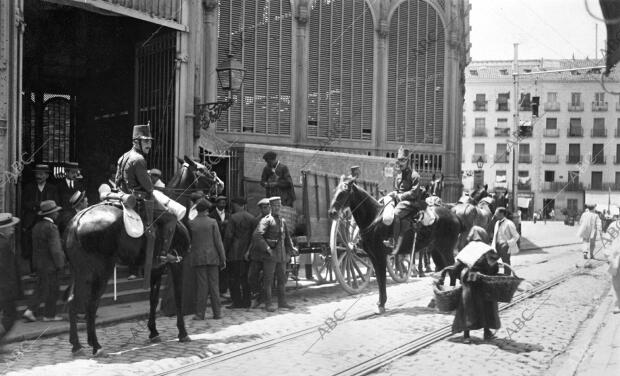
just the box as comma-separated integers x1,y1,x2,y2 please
491,207,520,275
189,199,226,320
578,204,602,260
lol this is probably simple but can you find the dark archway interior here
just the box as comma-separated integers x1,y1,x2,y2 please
22,0,163,204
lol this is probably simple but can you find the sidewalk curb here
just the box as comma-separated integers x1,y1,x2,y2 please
546,280,614,376
520,241,581,252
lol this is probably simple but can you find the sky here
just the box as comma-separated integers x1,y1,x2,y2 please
469,0,606,61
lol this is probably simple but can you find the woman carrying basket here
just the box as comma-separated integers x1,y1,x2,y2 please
442,226,501,343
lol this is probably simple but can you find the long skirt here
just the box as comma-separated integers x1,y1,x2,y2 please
452,280,500,333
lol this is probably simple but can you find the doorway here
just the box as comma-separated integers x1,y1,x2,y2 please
543,198,555,219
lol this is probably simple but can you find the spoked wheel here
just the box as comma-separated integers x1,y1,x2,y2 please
330,210,373,294
386,254,413,282
312,249,336,284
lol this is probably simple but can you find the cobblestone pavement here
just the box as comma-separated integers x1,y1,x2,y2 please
0,230,597,375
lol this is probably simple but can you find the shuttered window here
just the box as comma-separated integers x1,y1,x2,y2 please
387,0,445,144
307,0,374,141
217,0,292,135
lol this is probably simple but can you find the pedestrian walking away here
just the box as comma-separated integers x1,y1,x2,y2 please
0,213,21,342
224,197,255,308
189,199,226,320
491,207,520,275
23,201,66,322
446,226,501,343
578,204,602,260
248,198,271,309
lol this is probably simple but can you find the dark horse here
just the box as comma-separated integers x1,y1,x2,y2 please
328,175,460,312
451,184,495,250
65,156,217,356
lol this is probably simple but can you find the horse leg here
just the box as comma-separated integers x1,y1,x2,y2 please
86,273,110,357
69,275,83,355
417,249,425,277
169,263,190,342
424,249,432,272
148,266,163,342
374,252,388,314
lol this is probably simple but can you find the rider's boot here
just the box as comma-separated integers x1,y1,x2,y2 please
157,216,177,264
392,216,402,255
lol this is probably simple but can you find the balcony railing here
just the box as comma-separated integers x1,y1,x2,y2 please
543,154,559,163
495,127,511,137
543,182,584,192
543,128,559,137
588,183,620,191
473,100,488,111
494,154,509,163
543,102,560,111
568,102,584,111
518,154,532,163
496,101,510,111
471,154,487,163
589,154,606,165
592,101,608,111
591,128,607,137
566,155,582,164
473,128,487,137
567,127,584,137
517,182,531,191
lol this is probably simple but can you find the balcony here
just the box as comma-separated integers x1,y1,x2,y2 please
592,101,608,111
542,154,559,163
471,154,487,163
473,128,487,137
615,156,620,164
473,100,488,111
494,154,509,163
544,102,560,111
566,155,582,164
518,154,532,163
616,102,620,111
543,128,559,137
494,127,511,137
567,127,584,137
496,101,510,111
517,182,531,191
615,128,620,138
588,183,620,191
543,182,584,192
568,102,584,112
591,128,607,137
589,154,606,165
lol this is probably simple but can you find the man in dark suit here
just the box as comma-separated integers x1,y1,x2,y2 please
21,164,59,268
189,199,226,320
224,198,255,308
22,200,65,322
0,213,21,340
58,162,83,209
260,151,296,207
209,196,229,297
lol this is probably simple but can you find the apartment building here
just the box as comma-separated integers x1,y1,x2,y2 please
463,59,620,219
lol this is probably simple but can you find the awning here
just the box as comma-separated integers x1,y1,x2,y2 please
600,0,620,74
517,197,531,209
586,191,620,212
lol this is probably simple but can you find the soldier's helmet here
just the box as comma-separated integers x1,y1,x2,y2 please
132,124,154,140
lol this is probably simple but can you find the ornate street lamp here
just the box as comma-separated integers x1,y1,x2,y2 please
476,156,485,169
196,55,246,130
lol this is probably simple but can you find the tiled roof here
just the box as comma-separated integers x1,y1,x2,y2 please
466,59,620,81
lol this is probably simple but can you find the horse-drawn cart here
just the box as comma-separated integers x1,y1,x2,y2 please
296,170,416,294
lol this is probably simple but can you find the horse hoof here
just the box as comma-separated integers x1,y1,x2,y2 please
93,349,109,358
375,306,386,315
418,271,425,278
179,335,192,343
150,335,162,343
72,348,85,357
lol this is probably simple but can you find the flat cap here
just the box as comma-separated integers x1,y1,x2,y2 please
263,151,277,160
268,196,281,203
257,198,270,206
149,168,162,177
215,196,227,203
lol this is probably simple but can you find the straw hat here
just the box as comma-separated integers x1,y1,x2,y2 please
38,200,62,216
0,213,20,229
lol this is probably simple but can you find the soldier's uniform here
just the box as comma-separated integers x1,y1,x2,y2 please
253,197,296,311
115,124,177,262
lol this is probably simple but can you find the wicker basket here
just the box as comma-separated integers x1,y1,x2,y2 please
478,264,524,303
433,267,462,312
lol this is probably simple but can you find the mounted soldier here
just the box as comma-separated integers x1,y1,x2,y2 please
115,124,178,271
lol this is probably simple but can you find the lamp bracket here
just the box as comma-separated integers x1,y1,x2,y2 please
196,97,235,130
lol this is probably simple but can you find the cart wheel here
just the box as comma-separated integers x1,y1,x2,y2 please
330,211,373,294
312,250,335,284
386,254,412,283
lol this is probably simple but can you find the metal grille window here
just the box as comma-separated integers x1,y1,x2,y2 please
546,118,557,129
307,0,373,140
545,143,556,155
387,0,445,144
217,0,293,135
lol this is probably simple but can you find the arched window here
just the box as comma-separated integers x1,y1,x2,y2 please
217,0,293,135
387,0,445,144
307,0,374,141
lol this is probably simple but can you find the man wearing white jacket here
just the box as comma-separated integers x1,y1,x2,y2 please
491,207,520,275
578,204,602,260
